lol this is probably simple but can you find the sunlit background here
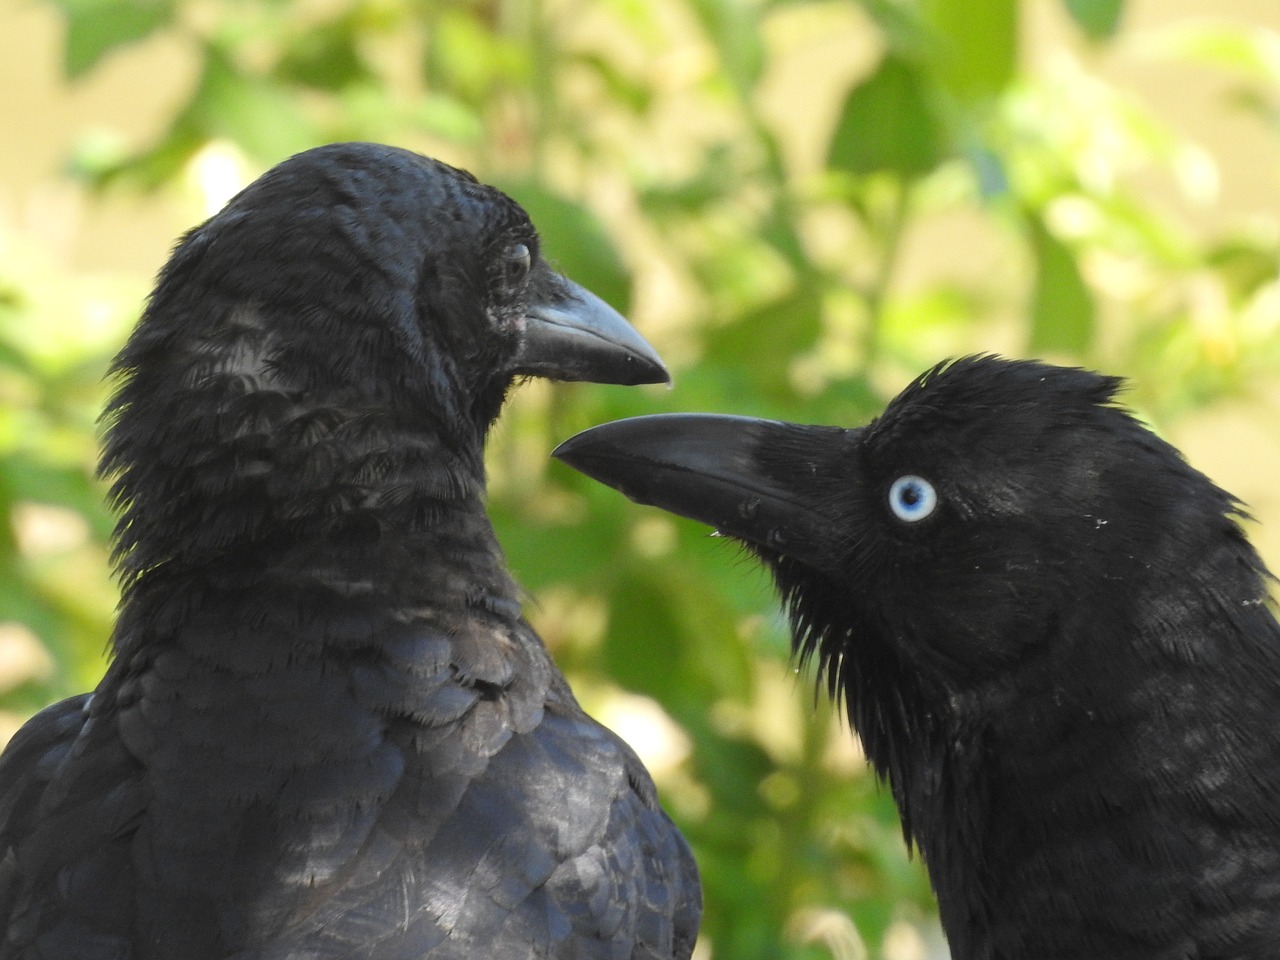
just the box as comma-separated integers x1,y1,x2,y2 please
3,0,1280,957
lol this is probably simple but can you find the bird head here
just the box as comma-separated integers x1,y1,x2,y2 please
101,143,666,586
553,355,1256,722
114,143,665,436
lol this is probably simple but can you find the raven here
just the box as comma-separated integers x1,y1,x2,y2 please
0,143,699,960
554,355,1280,959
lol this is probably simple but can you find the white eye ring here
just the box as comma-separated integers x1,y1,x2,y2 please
888,475,937,523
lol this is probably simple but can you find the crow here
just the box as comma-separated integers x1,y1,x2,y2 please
0,142,699,960
553,354,1280,960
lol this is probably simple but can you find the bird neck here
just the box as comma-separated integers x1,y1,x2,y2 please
887,550,1280,959
104,376,520,661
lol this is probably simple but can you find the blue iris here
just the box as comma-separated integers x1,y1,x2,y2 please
888,475,937,523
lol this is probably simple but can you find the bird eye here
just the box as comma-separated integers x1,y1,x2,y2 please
504,242,532,285
888,475,937,523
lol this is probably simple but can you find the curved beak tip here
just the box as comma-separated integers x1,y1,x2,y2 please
550,432,594,467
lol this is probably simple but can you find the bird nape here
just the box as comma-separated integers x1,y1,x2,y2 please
554,354,1280,960
0,142,699,960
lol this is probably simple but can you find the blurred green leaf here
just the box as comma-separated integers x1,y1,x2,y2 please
688,0,765,95
923,0,1017,103
425,9,531,102
52,0,173,79
1027,213,1095,356
1063,0,1124,42
828,55,948,178
1206,238,1280,299
601,568,687,696
274,17,374,91
493,492,628,594
574,53,654,115
191,50,318,164
857,0,934,55
703,290,823,403
413,93,486,143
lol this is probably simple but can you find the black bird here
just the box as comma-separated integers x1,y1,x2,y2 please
554,355,1280,960
0,142,699,960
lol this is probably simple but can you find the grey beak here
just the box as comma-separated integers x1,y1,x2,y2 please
515,277,669,386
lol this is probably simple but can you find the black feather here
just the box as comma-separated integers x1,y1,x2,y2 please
0,142,697,960
553,354,1280,959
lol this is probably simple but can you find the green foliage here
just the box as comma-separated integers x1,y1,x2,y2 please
922,0,1016,105
7,0,1280,957
1063,0,1124,42
51,0,174,78
1026,210,1095,355
0,250,131,711
829,54,948,179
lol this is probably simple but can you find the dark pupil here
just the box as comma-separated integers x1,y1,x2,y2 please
900,484,920,506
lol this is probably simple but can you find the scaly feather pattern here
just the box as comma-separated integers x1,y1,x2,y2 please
0,142,697,960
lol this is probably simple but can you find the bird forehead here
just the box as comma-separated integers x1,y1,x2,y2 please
871,368,1112,469
885,356,1117,423
396,155,532,242
228,144,530,252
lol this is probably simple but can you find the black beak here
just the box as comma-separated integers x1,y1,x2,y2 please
515,276,669,386
552,413,854,576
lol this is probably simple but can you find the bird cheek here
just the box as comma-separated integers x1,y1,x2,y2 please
912,570,1054,679
488,303,526,339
